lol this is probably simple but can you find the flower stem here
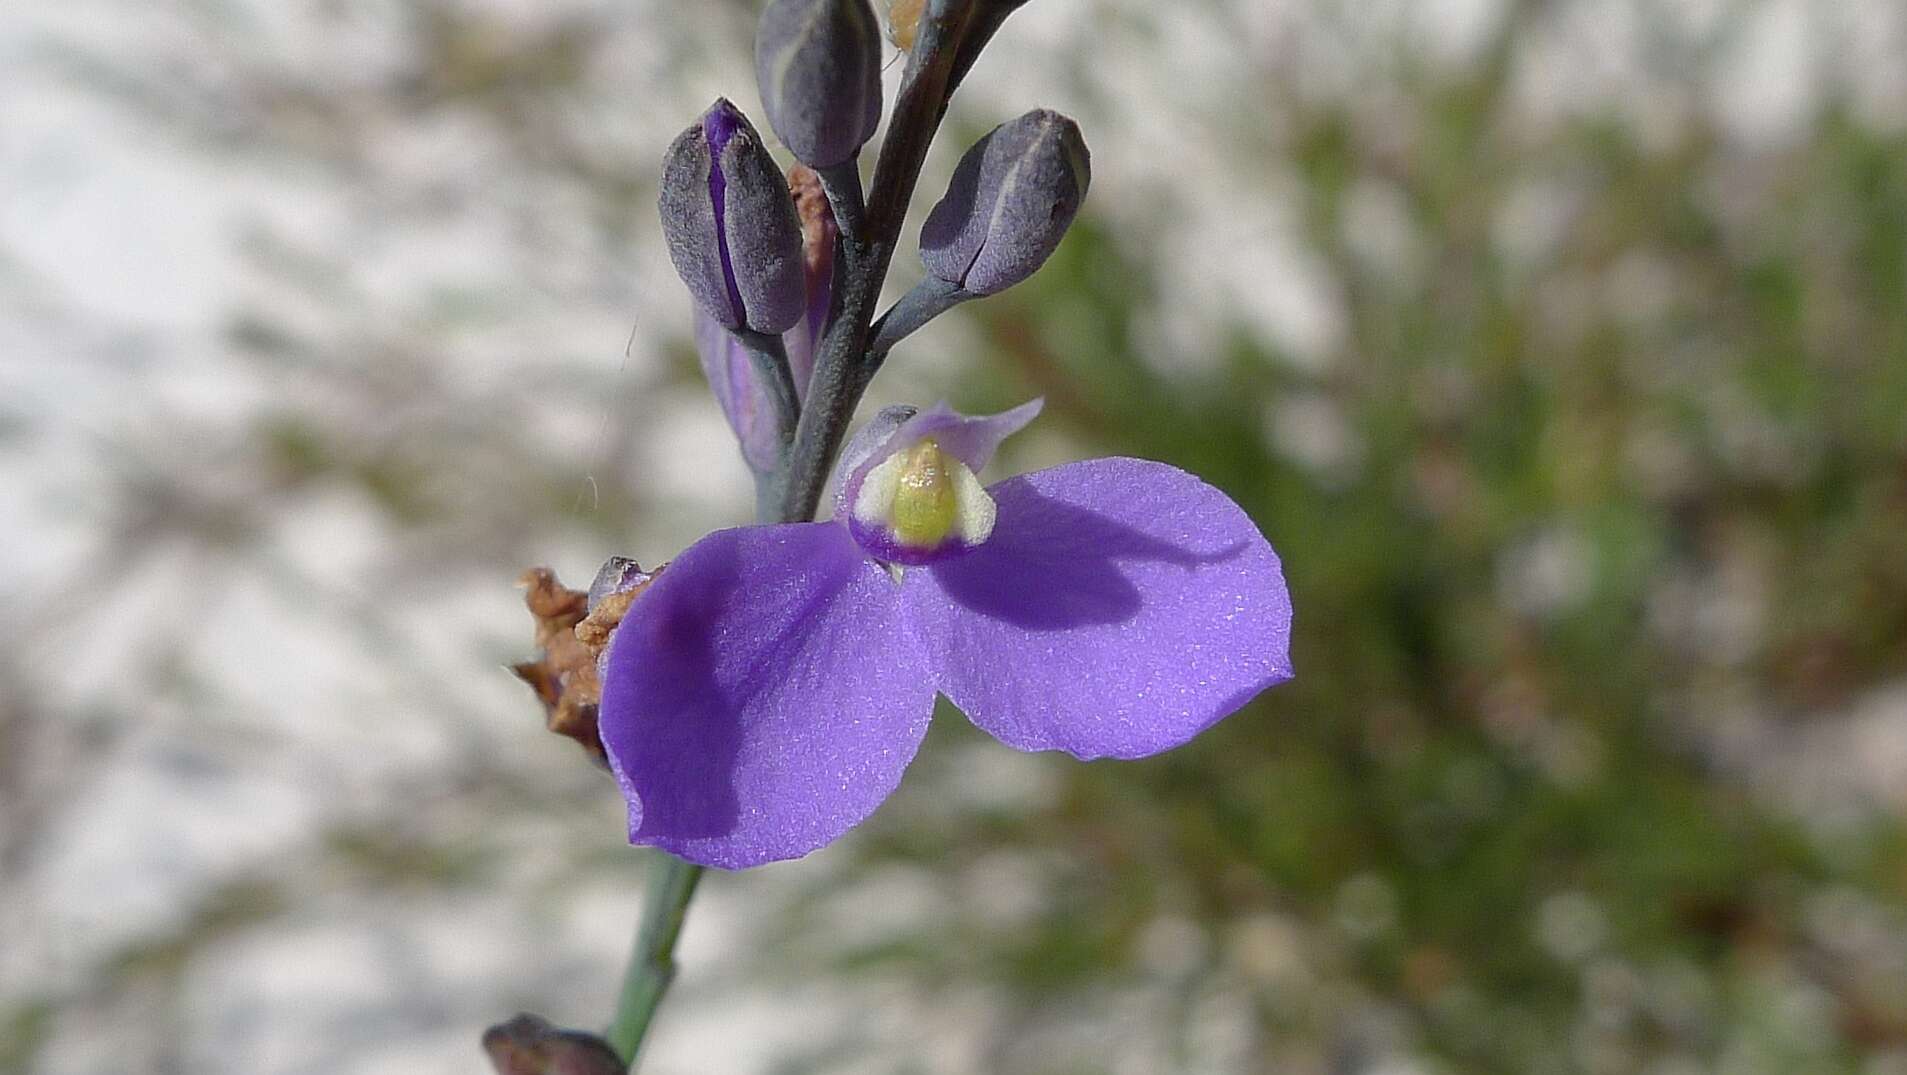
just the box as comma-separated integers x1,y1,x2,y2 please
605,854,705,1067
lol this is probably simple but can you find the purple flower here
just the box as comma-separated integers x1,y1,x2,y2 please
599,401,1293,868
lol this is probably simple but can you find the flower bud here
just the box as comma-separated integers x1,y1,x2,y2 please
658,99,806,333
483,1014,624,1075
693,165,836,476
919,109,1090,295
755,0,884,168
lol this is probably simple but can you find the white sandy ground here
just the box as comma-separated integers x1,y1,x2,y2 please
3,0,1907,1072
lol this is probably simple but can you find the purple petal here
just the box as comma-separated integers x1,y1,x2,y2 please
694,308,783,474
600,522,933,868
895,398,1043,472
902,457,1292,760
825,404,917,516
831,398,1043,519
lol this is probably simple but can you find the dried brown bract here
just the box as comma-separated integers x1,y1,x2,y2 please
511,567,606,764
511,564,660,765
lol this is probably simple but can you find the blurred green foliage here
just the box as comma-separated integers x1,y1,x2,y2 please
827,33,1907,1075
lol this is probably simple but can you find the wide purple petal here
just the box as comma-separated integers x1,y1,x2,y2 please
902,458,1292,760
600,522,932,868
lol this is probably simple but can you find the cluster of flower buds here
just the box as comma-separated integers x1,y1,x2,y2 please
654,0,1090,476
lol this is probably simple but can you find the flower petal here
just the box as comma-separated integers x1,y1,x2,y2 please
694,309,783,474
903,458,1292,759
830,399,1043,520
893,398,1045,473
600,522,932,868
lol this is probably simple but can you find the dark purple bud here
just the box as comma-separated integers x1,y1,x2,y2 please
755,0,883,168
658,99,806,333
482,1014,624,1075
920,109,1090,295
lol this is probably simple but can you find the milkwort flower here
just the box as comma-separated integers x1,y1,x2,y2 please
598,400,1293,868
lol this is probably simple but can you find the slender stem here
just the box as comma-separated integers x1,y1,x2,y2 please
867,276,973,365
605,855,705,1066
946,0,1029,98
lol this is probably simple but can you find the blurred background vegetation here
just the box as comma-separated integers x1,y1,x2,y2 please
4,1,1905,1073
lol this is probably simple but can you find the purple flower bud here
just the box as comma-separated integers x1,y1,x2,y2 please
482,1014,624,1075
920,109,1090,295
755,0,883,168
694,165,838,474
659,99,806,333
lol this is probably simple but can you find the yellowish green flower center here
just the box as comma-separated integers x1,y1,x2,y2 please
889,440,959,547
851,436,997,556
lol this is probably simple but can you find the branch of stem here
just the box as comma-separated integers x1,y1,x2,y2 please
867,276,973,368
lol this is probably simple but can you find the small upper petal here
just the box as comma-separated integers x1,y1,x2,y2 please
891,398,1044,474
599,521,933,868
831,398,1043,521
901,457,1292,760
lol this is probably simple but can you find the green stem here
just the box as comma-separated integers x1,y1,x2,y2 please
605,854,704,1066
